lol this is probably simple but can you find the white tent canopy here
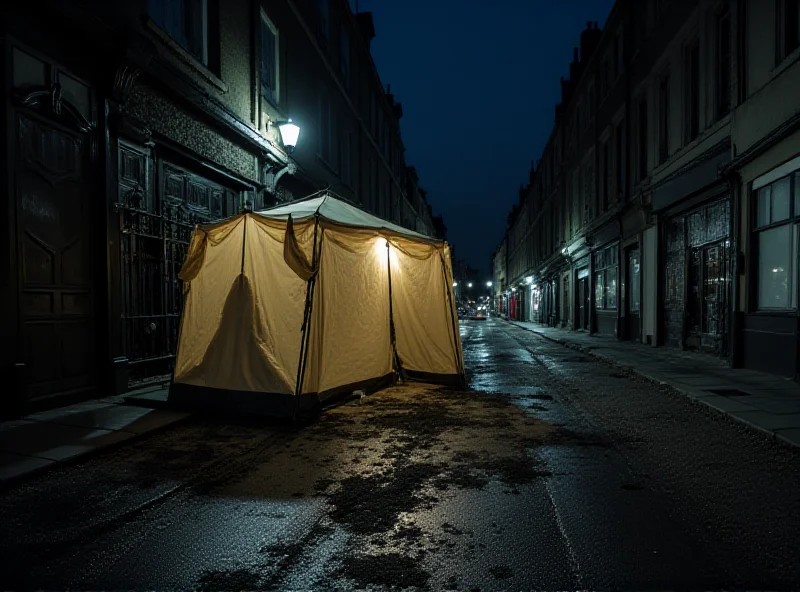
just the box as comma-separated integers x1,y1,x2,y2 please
169,192,464,419
256,193,436,242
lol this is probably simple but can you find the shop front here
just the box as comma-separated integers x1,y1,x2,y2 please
593,242,619,336
664,197,731,355
741,154,800,377
575,261,591,331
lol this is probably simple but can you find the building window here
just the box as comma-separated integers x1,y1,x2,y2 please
594,244,619,309
637,96,648,181
318,0,330,40
615,120,625,201
601,140,610,211
260,10,279,106
658,71,670,163
148,0,208,64
777,0,800,63
684,41,700,143
340,26,351,87
318,90,332,163
716,7,731,118
755,172,800,310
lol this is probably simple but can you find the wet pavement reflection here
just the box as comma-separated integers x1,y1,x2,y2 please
1,318,799,590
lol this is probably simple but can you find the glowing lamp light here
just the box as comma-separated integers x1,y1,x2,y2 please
486,281,493,287
374,238,399,269
453,282,458,287
468,282,473,288
276,119,300,153
525,276,534,284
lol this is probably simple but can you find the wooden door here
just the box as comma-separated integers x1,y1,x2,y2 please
15,111,97,402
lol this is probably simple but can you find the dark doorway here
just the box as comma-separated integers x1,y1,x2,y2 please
686,240,730,354
626,246,640,341
14,110,98,404
577,271,590,330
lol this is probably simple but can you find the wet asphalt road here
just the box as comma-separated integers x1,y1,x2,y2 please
1,318,800,591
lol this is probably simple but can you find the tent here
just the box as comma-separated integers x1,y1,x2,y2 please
168,191,464,419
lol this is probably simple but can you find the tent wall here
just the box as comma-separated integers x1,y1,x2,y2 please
303,230,393,395
174,215,309,395
170,196,465,418
391,240,462,378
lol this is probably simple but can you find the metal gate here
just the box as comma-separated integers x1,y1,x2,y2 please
115,142,236,387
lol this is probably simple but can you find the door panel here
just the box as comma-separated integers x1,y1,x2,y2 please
627,248,640,341
16,112,96,400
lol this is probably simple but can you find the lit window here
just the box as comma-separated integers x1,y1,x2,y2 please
754,173,800,310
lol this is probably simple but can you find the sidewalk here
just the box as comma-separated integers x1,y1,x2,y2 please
510,320,800,448
0,385,189,485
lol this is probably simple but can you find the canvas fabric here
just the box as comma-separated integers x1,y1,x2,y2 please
172,194,462,408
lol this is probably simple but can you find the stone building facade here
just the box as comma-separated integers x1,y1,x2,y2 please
494,0,800,379
0,0,441,417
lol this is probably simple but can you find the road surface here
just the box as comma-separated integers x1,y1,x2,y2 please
1,319,799,590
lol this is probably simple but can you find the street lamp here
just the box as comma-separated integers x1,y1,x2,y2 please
468,282,473,288
273,119,301,153
486,281,492,287
453,282,458,287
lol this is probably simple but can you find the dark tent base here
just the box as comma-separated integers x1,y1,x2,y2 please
403,370,466,389
168,373,396,421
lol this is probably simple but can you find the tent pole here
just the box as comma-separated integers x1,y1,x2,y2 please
440,251,465,387
387,241,405,382
292,215,321,422
240,214,248,274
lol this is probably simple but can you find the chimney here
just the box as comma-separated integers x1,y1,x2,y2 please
569,47,580,81
580,20,603,63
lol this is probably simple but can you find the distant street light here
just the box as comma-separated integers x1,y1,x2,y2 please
467,282,473,288
453,282,458,287
486,281,492,287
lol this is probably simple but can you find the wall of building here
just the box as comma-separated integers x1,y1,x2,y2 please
0,0,444,418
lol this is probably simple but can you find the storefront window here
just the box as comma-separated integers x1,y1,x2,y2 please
757,224,797,309
593,244,618,309
754,171,800,310
606,268,618,309
595,272,604,306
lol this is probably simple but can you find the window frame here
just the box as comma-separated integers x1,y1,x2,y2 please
776,0,800,64
658,69,670,164
684,39,700,144
260,9,280,107
148,0,209,66
637,95,648,182
594,244,619,310
715,5,732,119
752,170,800,311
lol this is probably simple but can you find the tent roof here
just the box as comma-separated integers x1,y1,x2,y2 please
255,192,440,244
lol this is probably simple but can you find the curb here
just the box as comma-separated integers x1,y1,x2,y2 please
507,320,798,450
0,411,194,491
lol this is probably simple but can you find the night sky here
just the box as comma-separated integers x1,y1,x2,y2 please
359,0,616,278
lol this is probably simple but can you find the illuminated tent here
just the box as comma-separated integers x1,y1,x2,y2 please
169,191,464,419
